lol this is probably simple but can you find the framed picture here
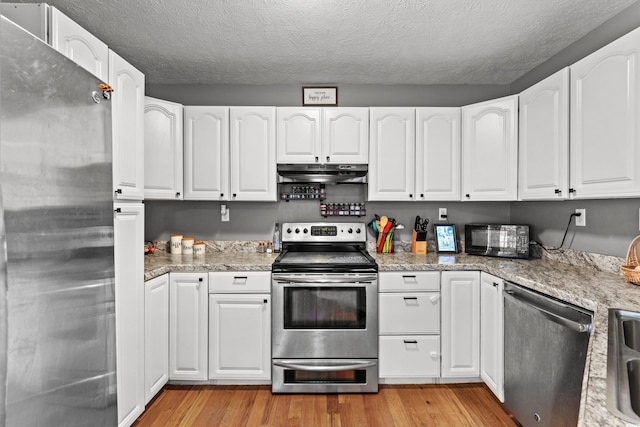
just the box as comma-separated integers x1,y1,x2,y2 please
302,86,338,106
435,224,458,253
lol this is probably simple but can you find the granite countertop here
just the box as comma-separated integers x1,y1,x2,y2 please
144,245,640,427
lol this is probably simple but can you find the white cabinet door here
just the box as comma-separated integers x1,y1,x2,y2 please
415,108,461,201
378,293,440,335
276,108,321,163
208,294,271,380
114,203,144,427
110,50,145,201
169,273,208,381
50,6,109,81
462,96,518,201
379,336,440,378
144,97,183,200
183,106,229,200
519,68,569,200
368,108,416,201
229,107,277,201
480,272,504,402
322,108,369,164
441,271,480,378
144,274,169,404
570,27,640,199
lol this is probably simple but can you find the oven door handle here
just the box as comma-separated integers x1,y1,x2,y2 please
272,274,378,284
273,360,377,372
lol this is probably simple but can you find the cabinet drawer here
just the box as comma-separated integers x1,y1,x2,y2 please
379,335,440,378
379,293,440,334
379,271,439,292
208,271,270,293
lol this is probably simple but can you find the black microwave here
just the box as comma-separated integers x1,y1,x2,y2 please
464,224,530,259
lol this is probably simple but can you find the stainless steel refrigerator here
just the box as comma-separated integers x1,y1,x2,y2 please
0,16,117,426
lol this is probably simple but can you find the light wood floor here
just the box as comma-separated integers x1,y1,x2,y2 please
133,384,516,427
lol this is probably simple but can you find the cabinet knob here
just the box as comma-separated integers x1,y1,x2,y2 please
263,299,268,304
326,156,330,162
220,193,224,198
492,282,500,288
198,278,203,282
115,189,122,194
465,194,470,198
430,351,439,358
315,156,319,162
569,188,576,194
430,295,440,303
114,208,121,213
176,192,181,197
554,189,561,194
233,193,237,198
409,194,413,198
420,193,424,198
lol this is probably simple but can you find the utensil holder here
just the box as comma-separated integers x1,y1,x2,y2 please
376,229,394,253
411,230,427,255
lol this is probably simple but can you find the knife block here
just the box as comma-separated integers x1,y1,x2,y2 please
411,230,427,255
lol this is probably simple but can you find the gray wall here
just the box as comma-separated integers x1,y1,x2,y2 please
145,184,510,244
146,83,511,108
145,1,640,258
508,2,640,258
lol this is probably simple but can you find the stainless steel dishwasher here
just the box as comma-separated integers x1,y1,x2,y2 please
503,281,593,427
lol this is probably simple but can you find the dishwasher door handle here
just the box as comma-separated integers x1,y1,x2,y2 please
504,290,592,334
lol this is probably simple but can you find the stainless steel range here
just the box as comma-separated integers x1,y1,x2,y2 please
271,222,378,393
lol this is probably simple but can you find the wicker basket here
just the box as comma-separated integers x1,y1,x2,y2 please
622,235,640,285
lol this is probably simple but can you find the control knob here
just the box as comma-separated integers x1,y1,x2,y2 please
286,228,292,234
355,228,361,234
303,228,308,234
348,228,353,234
295,228,300,234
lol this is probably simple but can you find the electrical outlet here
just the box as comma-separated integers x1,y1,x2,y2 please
221,204,230,222
439,208,448,221
575,208,586,227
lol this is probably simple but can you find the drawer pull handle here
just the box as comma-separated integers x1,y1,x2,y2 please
402,275,417,279
403,297,418,301
404,340,418,344
234,276,248,280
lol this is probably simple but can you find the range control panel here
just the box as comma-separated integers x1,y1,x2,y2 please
281,222,366,243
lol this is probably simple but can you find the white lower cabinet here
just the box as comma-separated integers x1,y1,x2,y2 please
441,271,480,378
208,272,271,382
480,272,504,402
114,203,144,427
144,274,169,404
169,273,208,381
378,272,441,382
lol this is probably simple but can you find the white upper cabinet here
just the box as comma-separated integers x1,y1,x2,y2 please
183,106,230,200
110,50,145,201
144,97,184,200
518,68,569,200
570,27,640,199
229,107,277,201
368,107,416,201
277,107,368,164
462,95,518,201
415,108,461,201
322,108,369,164
277,108,321,163
50,6,109,82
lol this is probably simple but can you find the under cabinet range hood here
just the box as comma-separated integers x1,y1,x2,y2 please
277,164,368,183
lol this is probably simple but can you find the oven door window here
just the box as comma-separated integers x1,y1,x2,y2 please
284,286,365,329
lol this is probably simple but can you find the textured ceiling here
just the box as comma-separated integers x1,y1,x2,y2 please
7,0,639,85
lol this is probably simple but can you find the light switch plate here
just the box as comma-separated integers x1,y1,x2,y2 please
221,205,230,222
438,208,447,221
575,209,586,227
